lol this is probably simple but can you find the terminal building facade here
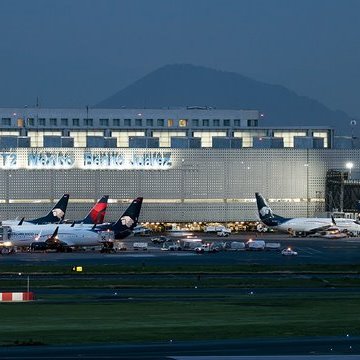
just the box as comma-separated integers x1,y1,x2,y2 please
0,106,358,224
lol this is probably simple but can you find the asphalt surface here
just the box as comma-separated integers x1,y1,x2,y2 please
0,337,360,359
2,233,360,265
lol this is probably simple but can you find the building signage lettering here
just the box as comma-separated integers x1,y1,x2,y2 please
83,151,172,169
130,152,172,168
84,152,125,167
0,151,173,170
0,152,17,168
28,152,75,168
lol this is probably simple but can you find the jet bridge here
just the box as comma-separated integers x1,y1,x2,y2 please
325,169,360,213
0,226,14,254
0,225,11,242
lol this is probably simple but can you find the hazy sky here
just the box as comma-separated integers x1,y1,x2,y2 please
0,0,359,117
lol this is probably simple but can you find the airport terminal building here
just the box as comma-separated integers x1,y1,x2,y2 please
0,106,358,224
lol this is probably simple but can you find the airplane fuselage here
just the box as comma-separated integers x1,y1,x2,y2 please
269,218,334,234
7,223,101,247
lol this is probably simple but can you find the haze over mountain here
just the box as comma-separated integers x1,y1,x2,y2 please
96,64,354,136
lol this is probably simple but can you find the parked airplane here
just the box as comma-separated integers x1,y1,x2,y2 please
255,192,335,236
5,197,143,251
2,194,69,226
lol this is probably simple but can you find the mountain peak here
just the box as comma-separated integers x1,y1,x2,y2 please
96,64,352,135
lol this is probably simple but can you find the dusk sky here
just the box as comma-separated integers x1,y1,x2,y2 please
0,0,359,118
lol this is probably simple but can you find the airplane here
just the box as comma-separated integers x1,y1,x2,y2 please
2,194,69,226
5,197,143,251
255,192,336,236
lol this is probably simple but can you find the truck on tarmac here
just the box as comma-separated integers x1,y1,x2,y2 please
161,240,182,251
194,242,221,253
246,239,266,251
133,242,148,250
178,238,203,250
216,228,231,237
223,241,246,250
204,225,231,234
265,242,281,251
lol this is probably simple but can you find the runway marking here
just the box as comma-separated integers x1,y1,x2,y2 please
106,254,157,257
299,247,323,254
106,253,197,258
171,356,360,359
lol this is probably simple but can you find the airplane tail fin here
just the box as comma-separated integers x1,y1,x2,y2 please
29,194,70,224
255,193,274,221
255,193,287,226
81,195,109,224
111,197,143,239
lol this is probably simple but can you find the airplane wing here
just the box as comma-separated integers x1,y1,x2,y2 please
286,221,335,236
306,224,336,234
43,226,75,249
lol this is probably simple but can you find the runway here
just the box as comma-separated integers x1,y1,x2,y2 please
0,337,359,359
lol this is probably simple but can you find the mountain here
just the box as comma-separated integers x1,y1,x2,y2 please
96,64,353,135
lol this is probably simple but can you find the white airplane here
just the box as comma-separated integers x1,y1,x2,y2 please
255,193,337,236
4,197,143,251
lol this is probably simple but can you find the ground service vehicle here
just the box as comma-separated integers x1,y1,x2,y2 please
265,242,281,251
161,241,181,251
217,229,231,237
223,241,245,250
281,248,298,256
246,239,265,250
133,242,148,250
205,225,230,233
151,236,169,244
178,238,203,250
194,243,219,253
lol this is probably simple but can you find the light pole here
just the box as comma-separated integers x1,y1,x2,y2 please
18,272,30,293
350,120,357,148
340,162,354,213
346,162,354,180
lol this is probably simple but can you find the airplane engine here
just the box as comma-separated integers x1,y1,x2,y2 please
30,242,48,251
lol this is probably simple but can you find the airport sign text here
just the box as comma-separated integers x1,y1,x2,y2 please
0,151,173,170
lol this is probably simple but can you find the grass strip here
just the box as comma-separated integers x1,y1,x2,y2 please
1,292,359,345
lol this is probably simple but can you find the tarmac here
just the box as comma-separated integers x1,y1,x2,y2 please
2,233,360,266
1,337,360,359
